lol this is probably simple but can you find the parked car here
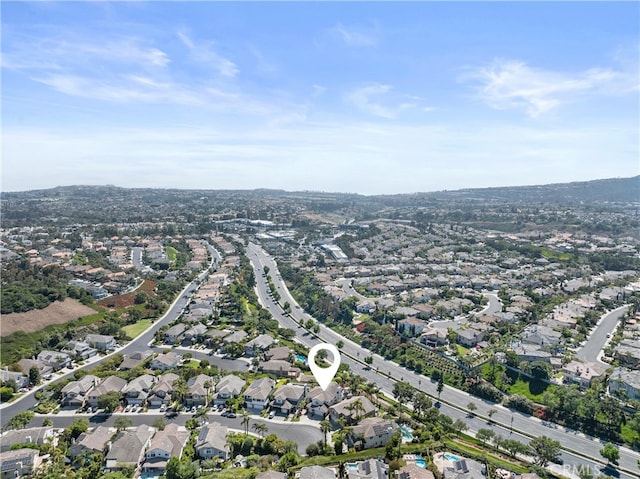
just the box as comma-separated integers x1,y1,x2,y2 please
268,411,275,419
221,411,237,418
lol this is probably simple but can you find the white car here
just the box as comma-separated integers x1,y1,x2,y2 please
159,405,166,413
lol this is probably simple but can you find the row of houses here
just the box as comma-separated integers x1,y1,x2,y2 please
0,422,229,477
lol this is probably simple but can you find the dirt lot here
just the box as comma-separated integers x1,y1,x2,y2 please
96,280,157,309
0,298,97,336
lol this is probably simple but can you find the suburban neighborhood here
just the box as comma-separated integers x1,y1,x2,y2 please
1,180,639,479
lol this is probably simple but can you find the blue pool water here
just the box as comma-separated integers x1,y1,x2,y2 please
444,453,461,461
346,463,358,470
399,424,414,441
295,354,307,364
415,459,426,468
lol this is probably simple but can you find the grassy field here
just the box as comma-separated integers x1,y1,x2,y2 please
507,377,552,402
166,246,178,262
1,309,105,365
122,319,152,339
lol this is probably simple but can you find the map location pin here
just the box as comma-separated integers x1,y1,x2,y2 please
308,343,341,391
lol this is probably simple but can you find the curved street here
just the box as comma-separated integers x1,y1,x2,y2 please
576,304,631,365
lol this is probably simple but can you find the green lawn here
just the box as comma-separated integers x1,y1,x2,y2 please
621,423,640,446
166,246,178,262
122,319,152,338
507,377,552,402
183,359,201,369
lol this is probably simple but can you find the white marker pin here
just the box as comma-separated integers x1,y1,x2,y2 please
308,343,341,391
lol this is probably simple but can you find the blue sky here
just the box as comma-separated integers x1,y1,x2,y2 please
2,1,638,194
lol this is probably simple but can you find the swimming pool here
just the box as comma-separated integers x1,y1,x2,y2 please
295,354,307,364
346,463,358,471
444,453,461,462
399,424,414,441
415,459,426,468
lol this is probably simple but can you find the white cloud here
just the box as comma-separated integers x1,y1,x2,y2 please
330,23,378,47
463,58,638,117
3,35,170,72
176,30,238,78
347,83,431,119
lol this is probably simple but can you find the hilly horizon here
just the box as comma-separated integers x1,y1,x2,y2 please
2,175,639,205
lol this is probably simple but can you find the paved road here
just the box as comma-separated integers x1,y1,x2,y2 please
576,305,631,365
247,242,640,479
27,412,322,453
336,278,369,301
1,244,222,427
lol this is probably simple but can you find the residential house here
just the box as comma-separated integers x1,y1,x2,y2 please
223,329,248,346
397,317,428,337
205,329,228,349
17,359,52,379
521,325,561,347
0,427,54,452
329,396,376,425
455,328,485,348
511,344,552,363
186,374,213,407
87,376,127,408
297,465,338,479
346,458,389,479
150,352,181,371
119,350,153,371
245,334,275,357
420,328,448,348
104,425,155,471
349,418,397,450
395,464,435,479
308,382,343,419
148,373,179,408
61,374,99,407
123,374,156,407
609,368,640,400
195,423,229,460
37,350,72,370
244,377,275,411
215,375,246,406
142,424,190,475
0,448,40,478
63,340,97,360
164,324,187,344
69,426,113,459
356,300,376,314
265,346,291,362
562,361,606,390
183,324,208,343
615,339,640,368
259,360,298,379
85,334,116,351
0,369,28,389
272,383,307,415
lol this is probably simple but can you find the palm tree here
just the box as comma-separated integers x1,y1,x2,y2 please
252,422,268,439
352,398,366,422
320,420,331,447
204,379,213,406
241,409,250,436
171,378,187,406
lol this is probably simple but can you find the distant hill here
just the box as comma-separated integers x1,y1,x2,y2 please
375,176,640,205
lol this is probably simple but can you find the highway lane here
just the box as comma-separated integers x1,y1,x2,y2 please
247,242,640,478
27,412,322,453
1,243,222,428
